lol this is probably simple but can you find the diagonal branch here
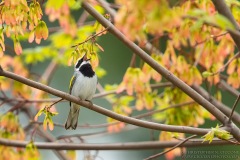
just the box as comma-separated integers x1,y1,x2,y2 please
144,135,197,160
219,80,240,97
212,0,240,50
81,2,240,141
193,85,240,124
229,95,240,123
0,68,210,135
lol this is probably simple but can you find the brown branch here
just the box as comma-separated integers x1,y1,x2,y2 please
71,27,109,48
194,32,228,47
57,126,139,140
0,69,210,135
192,85,240,125
219,80,239,97
48,98,63,108
0,137,233,150
0,83,7,98
211,52,240,76
77,10,89,26
40,61,58,85
134,101,195,119
228,94,240,123
212,0,240,50
81,2,240,141
144,135,197,160
32,101,193,130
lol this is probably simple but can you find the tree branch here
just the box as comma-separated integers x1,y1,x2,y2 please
219,80,240,97
81,2,240,141
0,69,210,135
0,137,233,150
229,94,240,123
212,0,240,50
144,135,197,160
193,85,240,125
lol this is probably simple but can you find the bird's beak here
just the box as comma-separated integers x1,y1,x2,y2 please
83,54,91,61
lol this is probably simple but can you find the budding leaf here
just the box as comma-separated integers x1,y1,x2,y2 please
34,106,58,131
34,107,45,121
202,124,231,143
202,71,213,78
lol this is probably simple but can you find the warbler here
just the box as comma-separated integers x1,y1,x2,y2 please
65,56,97,130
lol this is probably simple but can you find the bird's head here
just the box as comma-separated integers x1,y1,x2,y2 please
74,56,94,77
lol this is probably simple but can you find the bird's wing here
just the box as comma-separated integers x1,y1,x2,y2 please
69,75,77,106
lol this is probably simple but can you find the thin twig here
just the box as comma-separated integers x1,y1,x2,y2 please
77,10,89,26
7,101,26,112
194,32,228,47
48,98,63,108
211,52,240,76
144,135,197,160
134,101,195,119
228,94,240,123
129,54,136,67
71,27,109,48
0,83,7,98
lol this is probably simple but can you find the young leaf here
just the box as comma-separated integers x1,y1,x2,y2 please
34,107,45,121
95,43,104,52
202,71,213,78
202,124,231,143
202,130,215,143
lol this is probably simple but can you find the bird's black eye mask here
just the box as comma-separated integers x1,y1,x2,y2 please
75,58,83,69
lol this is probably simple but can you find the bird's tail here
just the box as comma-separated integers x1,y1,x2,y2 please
65,104,80,130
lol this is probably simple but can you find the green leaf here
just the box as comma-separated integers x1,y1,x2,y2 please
213,124,231,140
95,66,107,78
34,107,45,121
202,129,215,143
214,14,235,30
202,71,213,78
120,96,134,105
202,124,231,143
68,0,82,10
188,9,207,17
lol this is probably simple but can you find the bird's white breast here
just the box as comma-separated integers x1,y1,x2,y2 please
71,73,97,101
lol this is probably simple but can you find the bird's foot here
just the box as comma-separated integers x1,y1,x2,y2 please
85,99,93,105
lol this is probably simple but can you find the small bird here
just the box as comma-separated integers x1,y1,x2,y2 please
65,56,97,130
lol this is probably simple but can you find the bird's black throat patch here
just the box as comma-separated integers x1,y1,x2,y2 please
79,63,95,78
